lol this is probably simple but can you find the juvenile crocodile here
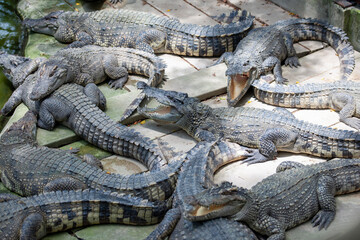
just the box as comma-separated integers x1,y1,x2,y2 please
252,79,360,130
138,83,360,164
215,18,355,106
0,188,168,239
23,9,254,56
185,159,360,240
0,111,181,202
146,141,258,240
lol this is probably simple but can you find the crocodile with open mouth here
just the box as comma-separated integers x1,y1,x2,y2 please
215,18,355,106
184,159,360,240
138,83,360,164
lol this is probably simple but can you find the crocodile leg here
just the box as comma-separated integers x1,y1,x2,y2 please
82,153,103,170
276,161,305,172
20,213,45,240
311,175,336,230
38,97,71,130
67,31,94,48
103,54,129,89
331,92,360,130
214,52,234,66
137,28,166,53
272,107,295,119
0,86,24,115
43,176,87,193
145,207,181,240
242,128,298,165
83,83,107,111
262,56,288,84
283,32,300,68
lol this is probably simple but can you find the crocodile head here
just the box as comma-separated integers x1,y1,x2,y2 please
0,51,31,87
0,111,37,145
23,11,64,36
225,60,257,107
137,82,209,132
30,60,68,100
184,181,252,222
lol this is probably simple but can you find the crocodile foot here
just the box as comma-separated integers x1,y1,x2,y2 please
311,210,335,230
342,117,360,131
284,56,301,68
241,149,271,165
108,76,128,89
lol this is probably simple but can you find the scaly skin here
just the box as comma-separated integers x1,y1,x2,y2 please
0,189,168,239
23,9,254,56
252,79,360,130
138,83,360,164
216,18,355,106
184,159,360,240
31,46,166,101
146,141,258,240
0,52,171,171
0,48,165,123
0,111,181,201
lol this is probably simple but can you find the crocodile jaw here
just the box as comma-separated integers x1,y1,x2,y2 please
138,105,183,124
185,203,241,222
227,72,251,107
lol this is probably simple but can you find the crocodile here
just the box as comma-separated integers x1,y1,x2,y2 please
0,47,165,124
146,141,258,240
0,188,168,239
23,9,254,56
252,79,360,130
0,110,182,202
0,53,170,171
184,159,360,240
215,18,355,106
137,83,360,164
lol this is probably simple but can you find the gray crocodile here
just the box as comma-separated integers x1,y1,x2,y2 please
23,9,253,56
138,83,360,164
184,159,360,240
252,79,360,130
146,141,258,240
0,51,173,170
215,18,355,106
0,188,167,239
0,110,182,202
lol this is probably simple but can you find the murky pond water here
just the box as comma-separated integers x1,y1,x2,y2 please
0,0,27,130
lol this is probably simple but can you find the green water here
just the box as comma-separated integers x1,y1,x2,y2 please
0,0,26,130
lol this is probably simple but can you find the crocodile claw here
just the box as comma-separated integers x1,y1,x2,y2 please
311,210,335,230
241,149,271,165
284,56,301,68
108,76,128,89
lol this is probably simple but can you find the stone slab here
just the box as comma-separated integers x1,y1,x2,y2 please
145,0,218,25
229,0,295,25
43,232,77,240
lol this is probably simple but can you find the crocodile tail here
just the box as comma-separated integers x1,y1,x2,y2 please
211,10,252,24
165,12,254,57
275,18,355,81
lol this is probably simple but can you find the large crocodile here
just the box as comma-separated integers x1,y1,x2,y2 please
0,188,168,239
0,110,181,202
0,48,166,120
0,52,173,171
138,83,360,164
215,18,355,106
23,9,254,56
252,79,360,130
184,159,360,240
146,141,258,240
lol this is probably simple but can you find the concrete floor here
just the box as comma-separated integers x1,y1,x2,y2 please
2,0,360,239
